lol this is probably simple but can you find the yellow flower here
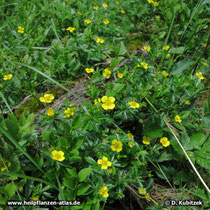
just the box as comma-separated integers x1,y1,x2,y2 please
127,133,134,139
94,98,101,104
184,82,189,86
166,53,171,58
3,74,13,80
99,186,109,198
143,46,151,52
160,137,170,147
104,19,109,25
141,62,148,69
153,2,159,6
103,68,111,78
145,193,151,201
162,71,169,77
142,136,150,145
117,72,123,78
32,197,38,201
203,43,207,47
51,150,65,161
163,45,170,50
46,108,54,116
85,68,94,73
128,101,140,109
120,10,125,14
96,38,105,43
39,94,54,103
154,78,158,82
128,141,134,147
196,72,205,80
102,3,108,8
84,19,91,24
185,100,191,105
93,5,99,10
139,188,146,195
0,161,11,172
116,1,120,4
109,168,113,173
137,63,141,67
175,115,182,123
101,96,115,110
97,156,112,169
18,26,24,33
64,106,75,118
147,0,154,3
66,26,75,33
111,139,123,152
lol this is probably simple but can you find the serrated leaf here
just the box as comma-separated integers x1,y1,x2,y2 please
171,59,194,75
78,168,92,182
72,137,84,150
194,151,210,169
77,183,91,196
187,133,206,150
119,42,127,55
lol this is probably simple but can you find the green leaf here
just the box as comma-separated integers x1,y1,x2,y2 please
72,137,84,150
187,133,206,150
5,182,16,197
119,42,127,55
110,57,124,68
157,152,176,162
76,183,91,196
63,177,77,190
107,83,125,96
67,168,77,177
201,0,210,6
171,59,194,75
144,128,163,138
169,47,185,54
78,168,92,182
194,151,210,169
85,157,96,165
137,151,148,155
72,116,82,128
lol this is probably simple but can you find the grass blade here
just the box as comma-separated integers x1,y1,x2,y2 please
0,91,13,114
0,171,58,190
0,125,44,174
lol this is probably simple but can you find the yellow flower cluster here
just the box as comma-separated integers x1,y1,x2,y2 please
96,37,105,43
46,108,54,116
196,72,205,80
18,26,24,33
101,96,115,110
85,68,94,73
162,71,169,77
128,101,140,109
84,19,91,24
97,156,112,169
99,186,109,198
104,19,109,25
0,161,11,172
51,150,65,161
174,115,181,123
163,45,170,51
160,137,170,147
142,136,150,145
141,62,148,69
3,74,13,80
111,139,123,152
64,104,76,118
39,94,54,103
103,68,111,78
94,98,101,104
66,26,75,33
143,46,151,52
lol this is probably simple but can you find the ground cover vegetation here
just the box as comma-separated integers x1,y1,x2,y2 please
0,0,209,209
